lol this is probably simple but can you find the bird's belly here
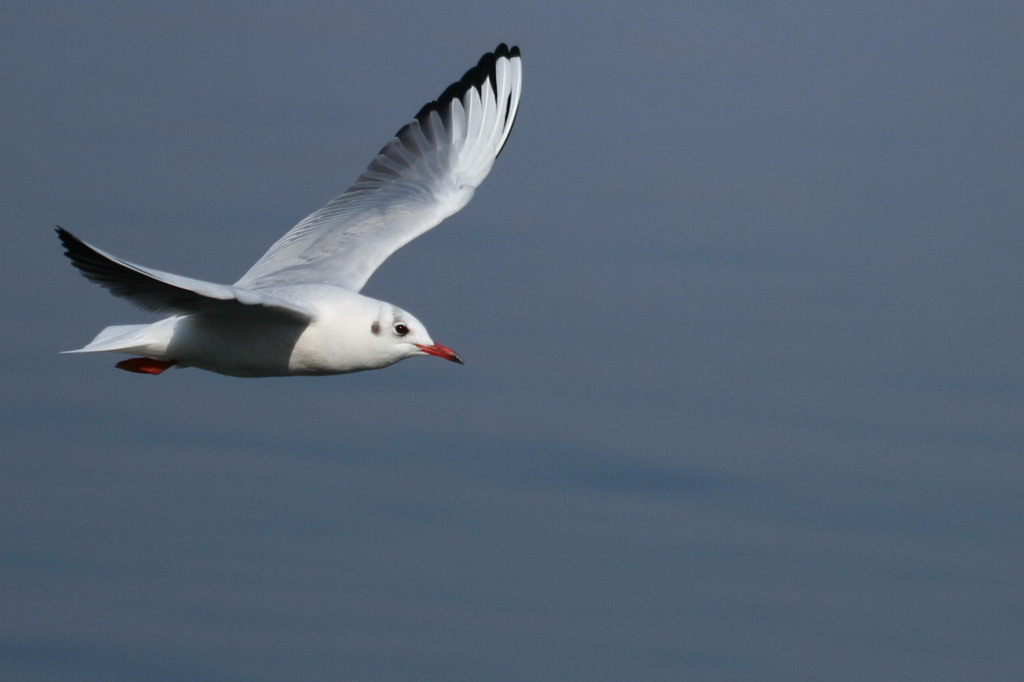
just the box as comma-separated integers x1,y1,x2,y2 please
166,315,314,377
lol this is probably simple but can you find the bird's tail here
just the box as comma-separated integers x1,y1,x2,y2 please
63,318,177,355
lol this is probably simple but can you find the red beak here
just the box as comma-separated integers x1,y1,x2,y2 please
415,342,463,364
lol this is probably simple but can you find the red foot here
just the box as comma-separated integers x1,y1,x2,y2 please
116,357,177,375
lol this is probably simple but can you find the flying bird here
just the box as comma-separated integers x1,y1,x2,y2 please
57,44,522,377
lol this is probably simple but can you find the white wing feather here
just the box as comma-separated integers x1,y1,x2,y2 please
235,44,522,293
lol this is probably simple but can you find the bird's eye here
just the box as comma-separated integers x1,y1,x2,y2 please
394,323,409,337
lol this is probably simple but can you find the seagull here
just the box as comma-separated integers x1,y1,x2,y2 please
57,44,522,377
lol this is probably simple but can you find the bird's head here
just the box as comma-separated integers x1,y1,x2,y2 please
368,305,463,367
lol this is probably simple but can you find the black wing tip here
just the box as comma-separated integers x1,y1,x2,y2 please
493,43,521,59
55,226,91,263
458,43,521,93
410,43,521,128
55,225,74,247
54,227,128,287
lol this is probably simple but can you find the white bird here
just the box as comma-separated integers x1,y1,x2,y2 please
57,44,522,377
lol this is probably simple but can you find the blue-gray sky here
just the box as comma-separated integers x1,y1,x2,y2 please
3,2,1022,680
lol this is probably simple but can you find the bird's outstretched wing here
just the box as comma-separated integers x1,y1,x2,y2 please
235,43,522,293
57,228,312,320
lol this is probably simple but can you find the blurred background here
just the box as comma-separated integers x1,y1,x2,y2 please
2,2,1022,680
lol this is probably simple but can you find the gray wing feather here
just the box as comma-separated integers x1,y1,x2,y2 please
57,228,312,320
